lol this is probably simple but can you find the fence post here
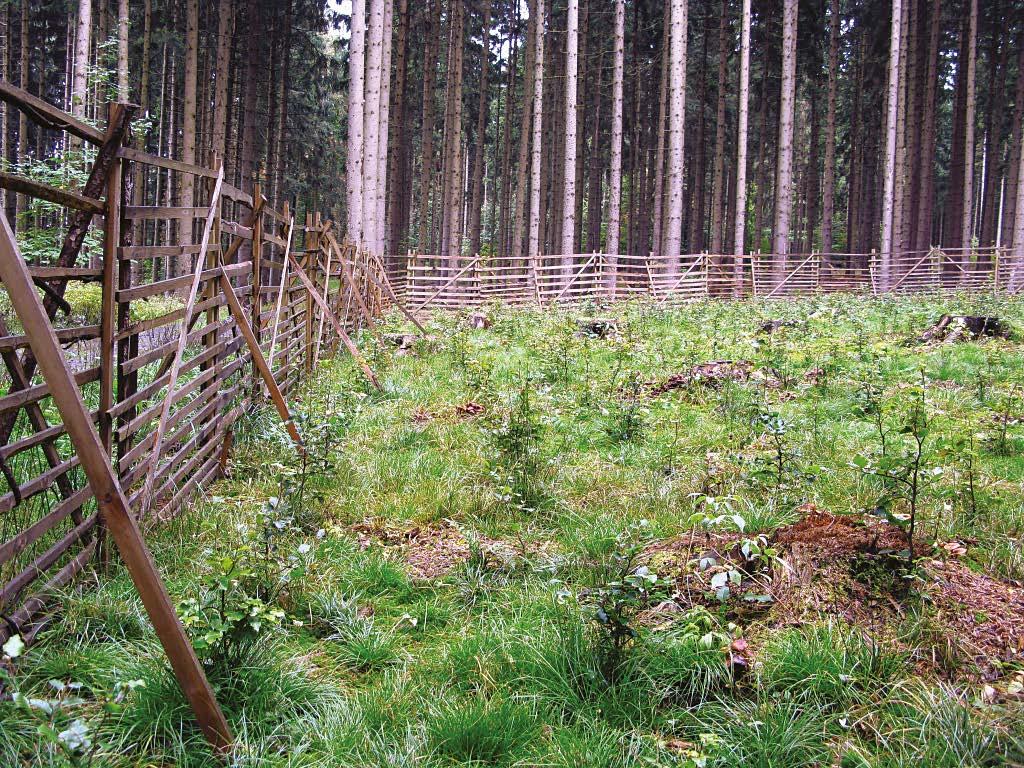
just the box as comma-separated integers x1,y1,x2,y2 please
100,103,127,568
251,181,263,351
99,103,126,458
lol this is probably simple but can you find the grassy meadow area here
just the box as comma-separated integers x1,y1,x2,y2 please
2,294,1024,767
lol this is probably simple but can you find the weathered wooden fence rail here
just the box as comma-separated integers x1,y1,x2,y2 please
402,246,1020,307
0,86,395,749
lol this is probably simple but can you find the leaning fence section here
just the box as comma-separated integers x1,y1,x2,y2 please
402,246,1019,307
0,88,392,646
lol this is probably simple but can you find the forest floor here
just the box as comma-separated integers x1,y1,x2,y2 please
3,294,1024,766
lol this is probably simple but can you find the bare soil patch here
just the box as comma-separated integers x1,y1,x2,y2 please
649,360,756,396
349,519,552,580
644,507,1024,681
412,400,488,424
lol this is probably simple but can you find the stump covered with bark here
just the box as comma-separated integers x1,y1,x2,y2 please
919,315,1010,343
577,317,619,339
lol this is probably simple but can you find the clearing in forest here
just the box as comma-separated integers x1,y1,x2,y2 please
3,295,1024,766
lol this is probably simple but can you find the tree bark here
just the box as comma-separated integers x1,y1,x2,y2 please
820,0,839,254
117,0,129,101
469,0,492,257
178,0,199,277
417,0,441,252
1001,43,1024,249
512,7,536,260
606,0,625,289
880,0,902,288
71,0,91,121
772,0,798,277
914,0,940,251
651,0,671,258
347,0,366,245
363,0,384,251
710,0,729,256
375,0,393,255
663,0,688,274
733,0,750,271
528,0,545,272
960,0,978,256
387,0,410,257
979,10,1006,249
440,0,465,261
211,0,234,166
560,0,580,273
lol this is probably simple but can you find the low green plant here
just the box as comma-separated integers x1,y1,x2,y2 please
487,378,548,513
1,635,144,767
177,497,316,667
852,373,938,565
426,697,537,766
578,520,670,681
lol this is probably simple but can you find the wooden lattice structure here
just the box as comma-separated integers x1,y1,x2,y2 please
0,86,396,750
404,246,1019,307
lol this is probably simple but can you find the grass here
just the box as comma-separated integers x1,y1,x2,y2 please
2,293,1024,766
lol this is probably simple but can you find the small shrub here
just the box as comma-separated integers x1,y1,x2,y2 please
487,379,549,513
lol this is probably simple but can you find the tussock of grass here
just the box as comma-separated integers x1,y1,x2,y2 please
759,622,906,706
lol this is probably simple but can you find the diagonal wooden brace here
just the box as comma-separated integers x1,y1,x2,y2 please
287,253,382,390
215,256,305,455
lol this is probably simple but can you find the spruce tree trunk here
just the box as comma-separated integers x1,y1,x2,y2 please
441,0,465,262
914,0,941,251
820,0,839,254
347,0,367,245
560,0,580,276
960,0,978,258
651,0,670,258
117,0,129,100
528,0,546,273
771,0,798,280
709,0,729,258
363,0,384,251
376,0,393,256
663,0,688,275
606,0,625,290
1001,44,1024,250
469,0,493,257
417,0,441,252
979,15,1006,250
1009,128,1024,291
880,0,902,288
211,0,234,165
178,0,199,277
387,0,410,257
688,31,707,254
512,8,536,260
732,0,750,283
71,0,91,121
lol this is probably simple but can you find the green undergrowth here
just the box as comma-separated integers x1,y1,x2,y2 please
2,294,1024,766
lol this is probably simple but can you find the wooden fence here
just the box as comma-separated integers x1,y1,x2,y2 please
0,86,400,748
403,246,1020,307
